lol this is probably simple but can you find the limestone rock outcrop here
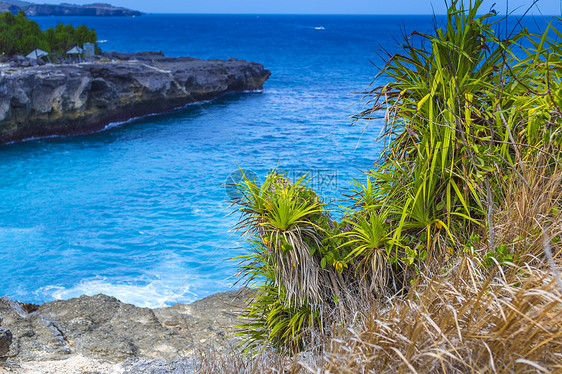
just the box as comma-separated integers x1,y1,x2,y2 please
0,289,249,363
0,52,270,144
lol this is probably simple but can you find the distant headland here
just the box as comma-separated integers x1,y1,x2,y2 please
0,0,142,17
0,51,271,144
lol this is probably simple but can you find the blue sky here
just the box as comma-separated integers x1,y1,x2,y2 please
37,0,560,15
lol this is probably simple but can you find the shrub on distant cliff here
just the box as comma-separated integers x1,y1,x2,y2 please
0,10,97,56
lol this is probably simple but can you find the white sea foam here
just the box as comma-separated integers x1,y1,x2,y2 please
101,115,144,131
240,89,264,93
33,247,238,308
101,103,202,131
5,133,64,145
0,226,38,234
36,277,201,308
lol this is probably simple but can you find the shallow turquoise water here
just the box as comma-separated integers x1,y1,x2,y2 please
1,14,550,306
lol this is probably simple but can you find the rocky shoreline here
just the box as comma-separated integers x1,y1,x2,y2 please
0,51,271,145
0,289,252,373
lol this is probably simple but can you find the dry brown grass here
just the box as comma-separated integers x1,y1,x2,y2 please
206,157,562,374
197,257,562,373
195,345,301,374
318,261,562,373
305,157,562,374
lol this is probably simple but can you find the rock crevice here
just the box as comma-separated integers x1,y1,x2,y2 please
0,316,13,359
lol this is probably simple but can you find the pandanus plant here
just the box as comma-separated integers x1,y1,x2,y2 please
232,171,354,349
354,0,562,263
231,0,562,353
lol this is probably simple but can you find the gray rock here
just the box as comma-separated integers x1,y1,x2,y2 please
0,53,270,144
0,289,250,364
0,296,71,361
0,328,12,357
153,288,250,353
101,51,166,61
0,316,12,356
37,294,190,361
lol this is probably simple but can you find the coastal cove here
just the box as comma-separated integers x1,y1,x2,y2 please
1,14,552,309
0,0,560,370
0,14,396,307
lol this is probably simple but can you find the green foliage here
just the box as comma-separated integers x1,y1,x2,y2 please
356,0,562,264
482,244,515,267
0,11,97,56
235,244,321,351
232,172,341,350
231,0,562,353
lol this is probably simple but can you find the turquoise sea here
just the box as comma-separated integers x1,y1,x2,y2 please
0,14,554,307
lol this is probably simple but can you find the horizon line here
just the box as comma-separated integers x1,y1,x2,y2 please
79,12,560,17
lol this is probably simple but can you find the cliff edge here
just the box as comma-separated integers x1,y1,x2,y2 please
0,52,271,144
0,290,251,373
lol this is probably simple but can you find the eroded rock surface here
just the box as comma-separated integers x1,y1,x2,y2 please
0,316,13,358
0,289,249,369
0,52,270,144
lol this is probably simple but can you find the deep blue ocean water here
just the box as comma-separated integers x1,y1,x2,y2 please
0,14,556,307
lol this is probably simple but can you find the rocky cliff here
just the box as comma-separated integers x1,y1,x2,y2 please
0,290,251,373
0,52,270,144
0,1,143,16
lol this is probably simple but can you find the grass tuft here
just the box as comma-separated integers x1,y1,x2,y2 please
222,0,562,371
